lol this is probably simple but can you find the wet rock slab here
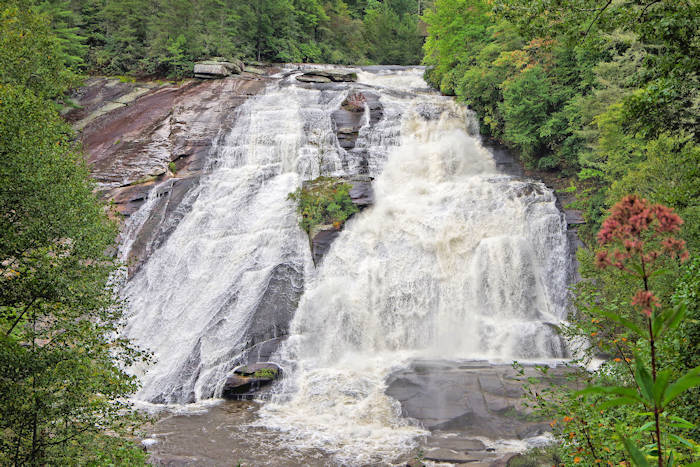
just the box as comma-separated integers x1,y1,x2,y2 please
296,70,358,83
386,361,566,438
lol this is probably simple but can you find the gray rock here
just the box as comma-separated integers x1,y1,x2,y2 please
423,448,488,464
310,225,341,266
222,364,281,399
244,262,304,350
425,436,486,451
244,66,266,75
386,360,571,439
221,375,273,398
565,209,585,225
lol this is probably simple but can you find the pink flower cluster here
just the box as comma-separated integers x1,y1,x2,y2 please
631,290,661,317
596,195,689,271
595,195,689,317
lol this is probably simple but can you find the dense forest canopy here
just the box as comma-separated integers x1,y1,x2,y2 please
30,0,430,77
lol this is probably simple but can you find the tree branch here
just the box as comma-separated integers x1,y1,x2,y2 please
581,0,614,40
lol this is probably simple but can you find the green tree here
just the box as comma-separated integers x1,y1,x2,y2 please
364,0,423,64
0,2,147,464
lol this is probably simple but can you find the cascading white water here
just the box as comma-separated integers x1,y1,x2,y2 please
256,69,570,463
122,78,356,403
122,67,570,462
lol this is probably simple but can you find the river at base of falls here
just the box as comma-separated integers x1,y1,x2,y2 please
123,66,573,465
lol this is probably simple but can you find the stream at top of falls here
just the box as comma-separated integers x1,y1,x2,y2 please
121,66,573,465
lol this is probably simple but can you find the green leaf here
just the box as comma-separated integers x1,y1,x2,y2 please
662,365,700,407
590,307,646,337
576,385,643,402
599,396,644,410
668,434,695,449
634,359,655,405
660,303,687,336
648,268,670,279
637,421,655,432
652,368,672,406
652,310,666,337
667,415,695,430
621,437,651,467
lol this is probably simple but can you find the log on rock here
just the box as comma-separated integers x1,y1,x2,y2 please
194,60,244,79
296,74,332,83
296,70,358,83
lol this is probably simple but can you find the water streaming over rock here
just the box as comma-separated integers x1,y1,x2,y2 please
122,67,571,462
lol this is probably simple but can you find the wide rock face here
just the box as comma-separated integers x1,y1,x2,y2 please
69,73,272,275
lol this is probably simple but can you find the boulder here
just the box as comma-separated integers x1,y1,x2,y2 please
194,60,244,79
233,362,281,377
221,363,281,399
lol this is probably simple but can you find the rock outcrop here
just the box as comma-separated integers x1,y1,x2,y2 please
386,360,577,465
331,91,382,151
386,360,576,436
302,175,374,265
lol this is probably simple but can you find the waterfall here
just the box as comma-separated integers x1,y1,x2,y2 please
257,69,570,463
122,67,571,461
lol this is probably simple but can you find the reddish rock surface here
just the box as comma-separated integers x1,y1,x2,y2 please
71,72,273,274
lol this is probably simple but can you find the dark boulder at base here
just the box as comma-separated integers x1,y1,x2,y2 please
221,363,281,399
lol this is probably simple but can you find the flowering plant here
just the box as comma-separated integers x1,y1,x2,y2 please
579,196,698,467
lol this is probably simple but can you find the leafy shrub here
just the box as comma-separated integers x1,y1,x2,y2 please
253,368,278,379
288,177,359,233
